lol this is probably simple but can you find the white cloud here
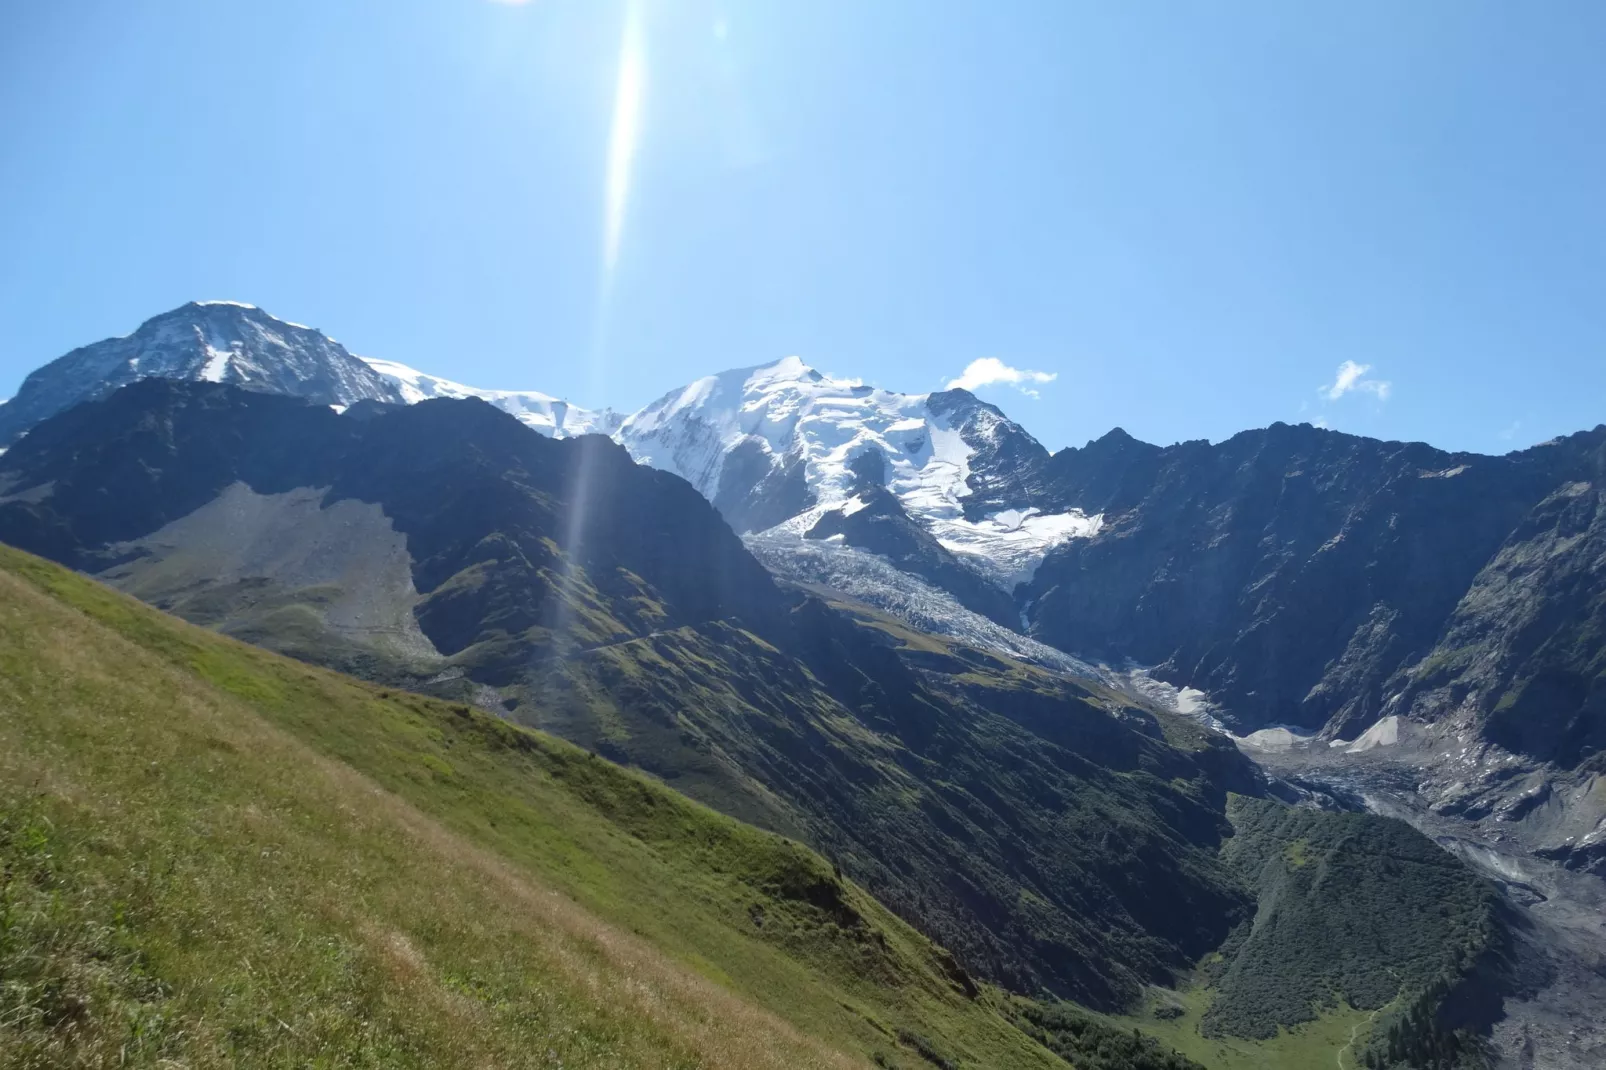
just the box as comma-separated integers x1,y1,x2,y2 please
947,357,1057,398
1312,416,1329,429
1321,360,1391,402
1499,420,1522,441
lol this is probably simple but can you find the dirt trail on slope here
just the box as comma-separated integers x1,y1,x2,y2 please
1336,1010,1380,1070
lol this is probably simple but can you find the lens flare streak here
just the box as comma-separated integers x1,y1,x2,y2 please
543,4,646,689
603,2,645,278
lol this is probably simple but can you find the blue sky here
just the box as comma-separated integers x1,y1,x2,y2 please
3,1,1602,453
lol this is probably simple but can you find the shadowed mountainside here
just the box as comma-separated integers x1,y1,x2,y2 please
1025,422,1606,759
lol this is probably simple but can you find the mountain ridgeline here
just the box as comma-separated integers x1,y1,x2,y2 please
0,301,404,446
1024,423,1606,750
2,300,1588,1066
8,303,1603,778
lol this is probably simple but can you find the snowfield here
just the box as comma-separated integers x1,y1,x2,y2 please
370,350,1104,599
360,357,625,438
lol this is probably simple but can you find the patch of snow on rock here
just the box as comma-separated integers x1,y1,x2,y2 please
200,341,232,383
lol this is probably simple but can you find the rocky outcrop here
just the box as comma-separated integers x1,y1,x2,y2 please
1024,422,1606,752
1397,445,1606,769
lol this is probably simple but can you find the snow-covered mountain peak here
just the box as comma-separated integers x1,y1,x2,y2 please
134,302,351,382
620,356,829,435
742,352,817,381
618,357,928,518
0,302,405,445
4,302,1099,617
615,358,1100,590
359,357,624,438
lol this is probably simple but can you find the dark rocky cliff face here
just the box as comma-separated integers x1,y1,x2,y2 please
924,388,1052,518
1023,422,1606,755
1401,442,1606,770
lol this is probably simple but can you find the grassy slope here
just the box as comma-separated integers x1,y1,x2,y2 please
1120,986,1376,1070
0,544,1074,1070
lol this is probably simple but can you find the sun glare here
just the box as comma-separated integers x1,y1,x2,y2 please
604,2,646,277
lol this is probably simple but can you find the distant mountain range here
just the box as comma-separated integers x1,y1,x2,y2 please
3,299,1604,1066
5,302,1601,753
0,303,1097,589
6,300,1604,880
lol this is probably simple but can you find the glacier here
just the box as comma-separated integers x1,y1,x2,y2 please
616,355,1101,588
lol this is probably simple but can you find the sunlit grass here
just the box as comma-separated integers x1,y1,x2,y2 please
1116,986,1376,1070
0,544,1071,1069
0,558,861,1069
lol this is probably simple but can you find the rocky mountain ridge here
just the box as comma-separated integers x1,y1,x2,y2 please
1023,422,1606,748
1,304,1103,608
5,302,1604,788
0,302,405,444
